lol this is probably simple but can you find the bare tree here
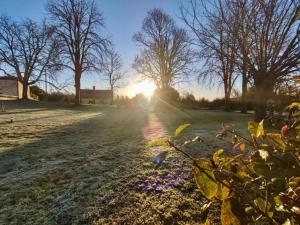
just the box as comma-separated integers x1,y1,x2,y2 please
181,0,239,111
47,0,109,105
101,48,124,103
0,16,59,99
186,0,300,120
224,0,300,120
133,8,195,89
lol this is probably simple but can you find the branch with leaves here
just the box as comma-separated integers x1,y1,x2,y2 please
147,102,300,225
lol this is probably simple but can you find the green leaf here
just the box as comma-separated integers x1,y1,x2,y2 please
193,159,218,200
147,139,169,148
215,181,230,200
174,123,190,137
252,152,271,177
248,120,264,137
266,133,286,150
213,149,224,166
221,199,241,225
257,120,264,137
287,102,300,110
254,197,273,218
248,121,258,137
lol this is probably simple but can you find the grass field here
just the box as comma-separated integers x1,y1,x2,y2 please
0,101,252,225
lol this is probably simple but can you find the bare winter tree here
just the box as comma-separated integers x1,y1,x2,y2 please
47,0,109,105
0,16,59,99
133,8,195,89
184,0,300,120
181,0,239,111
101,48,124,103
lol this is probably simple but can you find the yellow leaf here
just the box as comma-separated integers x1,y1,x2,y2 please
248,121,258,137
213,149,224,166
221,199,241,225
257,120,265,137
248,120,264,137
202,218,212,225
216,181,230,200
174,123,190,137
193,159,218,200
266,133,286,150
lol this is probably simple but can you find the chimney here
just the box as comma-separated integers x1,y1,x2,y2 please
93,86,95,91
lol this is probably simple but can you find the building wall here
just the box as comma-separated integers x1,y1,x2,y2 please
81,98,112,104
18,81,23,99
0,80,18,98
18,81,31,99
0,80,31,99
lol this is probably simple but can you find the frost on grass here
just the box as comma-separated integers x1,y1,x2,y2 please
0,101,250,225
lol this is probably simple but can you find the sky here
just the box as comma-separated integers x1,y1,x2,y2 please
0,0,224,100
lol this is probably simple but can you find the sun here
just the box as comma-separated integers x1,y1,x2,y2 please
131,80,156,98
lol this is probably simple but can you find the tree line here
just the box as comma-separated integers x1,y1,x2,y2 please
0,0,124,105
0,0,299,121
133,0,300,121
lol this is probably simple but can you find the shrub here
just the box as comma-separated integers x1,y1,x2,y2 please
208,98,226,110
152,87,181,111
198,97,210,108
46,92,75,103
181,93,199,109
148,102,300,225
30,85,47,100
130,93,149,110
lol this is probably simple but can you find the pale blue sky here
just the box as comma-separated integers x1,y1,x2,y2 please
0,0,223,99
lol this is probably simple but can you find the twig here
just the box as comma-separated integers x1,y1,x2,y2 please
168,140,280,225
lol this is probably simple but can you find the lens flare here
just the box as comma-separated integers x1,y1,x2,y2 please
131,80,156,97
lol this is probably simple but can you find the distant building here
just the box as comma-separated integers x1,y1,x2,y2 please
292,75,300,83
0,75,30,99
80,86,113,104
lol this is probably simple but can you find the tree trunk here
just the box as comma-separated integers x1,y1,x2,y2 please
224,88,231,111
22,81,29,100
253,78,274,122
111,87,114,105
74,73,81,106
240,72,248,113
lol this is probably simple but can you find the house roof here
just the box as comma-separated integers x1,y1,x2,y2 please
80,89,113,99
0,75,18,81
292,75,300,83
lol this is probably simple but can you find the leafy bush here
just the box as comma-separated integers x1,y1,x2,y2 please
148,102,300,225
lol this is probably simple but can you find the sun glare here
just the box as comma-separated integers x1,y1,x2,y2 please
131,80,156,98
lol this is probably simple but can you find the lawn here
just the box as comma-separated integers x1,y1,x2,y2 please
0,101,252,225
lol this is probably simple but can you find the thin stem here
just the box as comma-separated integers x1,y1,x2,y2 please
168,140,280,225
226,129,255,147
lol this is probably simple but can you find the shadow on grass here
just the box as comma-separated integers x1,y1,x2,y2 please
154,108,252,136
0,107,150,225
